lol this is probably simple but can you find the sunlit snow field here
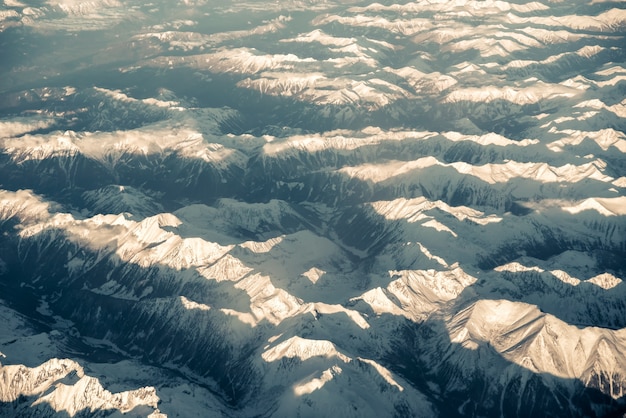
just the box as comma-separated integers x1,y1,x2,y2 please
0,0,625,416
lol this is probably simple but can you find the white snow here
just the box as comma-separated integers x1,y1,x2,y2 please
342,158,612,185
262,336,351,363
292,366,342,396
2,0,626,414
447,299,626,391
587,273,622,290
563,197,626,216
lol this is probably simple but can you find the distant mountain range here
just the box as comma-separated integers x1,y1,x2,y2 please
1,0,625,416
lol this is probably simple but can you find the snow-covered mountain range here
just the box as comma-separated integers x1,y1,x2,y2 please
0,0,625,416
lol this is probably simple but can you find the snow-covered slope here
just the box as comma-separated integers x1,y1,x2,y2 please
1,0,625,417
